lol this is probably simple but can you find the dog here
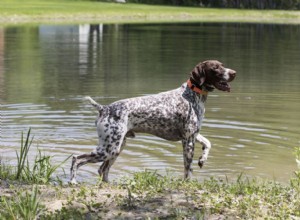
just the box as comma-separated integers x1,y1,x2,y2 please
70,60,236,184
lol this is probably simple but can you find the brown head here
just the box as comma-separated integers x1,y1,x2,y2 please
189,60,236,92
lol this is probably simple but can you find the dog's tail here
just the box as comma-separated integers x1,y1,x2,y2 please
84,96,103,111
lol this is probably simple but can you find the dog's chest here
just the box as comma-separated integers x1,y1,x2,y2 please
182,85,206,127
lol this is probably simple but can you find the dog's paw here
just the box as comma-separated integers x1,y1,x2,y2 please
69,179,78,185
198,156,206,168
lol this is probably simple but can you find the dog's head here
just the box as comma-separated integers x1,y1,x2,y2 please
190,60,236,92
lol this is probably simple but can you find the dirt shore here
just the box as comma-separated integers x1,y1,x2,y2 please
0,179,226,219
2,170,299,219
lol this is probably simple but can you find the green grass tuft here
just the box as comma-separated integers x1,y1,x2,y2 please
0,128,70,184
16,128,34,180
0,185,43,220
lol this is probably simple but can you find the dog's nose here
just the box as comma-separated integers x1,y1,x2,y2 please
228,69,236,82
231,70,236,77
229,70,236,81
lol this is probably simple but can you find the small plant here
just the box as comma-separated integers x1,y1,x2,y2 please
124,170,168,195
0,185,43,220
16,128,34,180
39,206,85,220
290,145,300,194
23,148,71,184
295,145,300,168
0,158,14,180
13,128,71,184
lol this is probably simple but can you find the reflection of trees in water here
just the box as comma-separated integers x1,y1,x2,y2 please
1,23,300,104
79,24,103,76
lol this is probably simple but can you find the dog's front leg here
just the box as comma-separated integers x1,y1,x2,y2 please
70,156,79,185
182,136,195,179
196,134,211,168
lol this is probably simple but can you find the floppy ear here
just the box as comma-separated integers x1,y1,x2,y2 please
190,63,206,86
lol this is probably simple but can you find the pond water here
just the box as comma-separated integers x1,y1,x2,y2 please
1,23,300,183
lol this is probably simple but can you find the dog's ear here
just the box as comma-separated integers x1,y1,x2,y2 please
190,63,206,86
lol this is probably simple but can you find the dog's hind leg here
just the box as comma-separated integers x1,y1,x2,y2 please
70,151,107,185
98,137,127,182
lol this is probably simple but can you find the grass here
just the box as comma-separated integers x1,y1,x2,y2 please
1,170,300,219
0,0,300,25
16,128,34,180
23,147,70,184
0,186,42,220
1,130,300,218
0,128,70,184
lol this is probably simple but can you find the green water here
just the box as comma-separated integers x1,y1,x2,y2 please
1,23,299,183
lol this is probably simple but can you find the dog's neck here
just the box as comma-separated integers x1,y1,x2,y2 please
187,79,208,96
182,83,206,125
186,79,208,103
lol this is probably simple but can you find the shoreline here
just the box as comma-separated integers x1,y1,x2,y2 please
1,14,300,26
0,1,300,25
1,171,300,219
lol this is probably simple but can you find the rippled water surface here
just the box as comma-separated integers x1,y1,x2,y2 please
1,23,300,183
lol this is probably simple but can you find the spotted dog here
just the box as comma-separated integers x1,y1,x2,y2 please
70,60,236,184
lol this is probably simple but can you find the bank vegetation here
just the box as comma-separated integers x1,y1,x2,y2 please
125,0,300,10
0,0,300,25
1,129,300,219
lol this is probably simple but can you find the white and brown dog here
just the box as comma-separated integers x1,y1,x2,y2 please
70,60,236,184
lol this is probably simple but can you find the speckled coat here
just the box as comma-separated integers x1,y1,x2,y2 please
97,82,204,142
70,60,236,184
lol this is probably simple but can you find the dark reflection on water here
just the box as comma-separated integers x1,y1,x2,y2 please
1,23,300,183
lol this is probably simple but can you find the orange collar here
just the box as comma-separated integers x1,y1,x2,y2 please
187,79,208,95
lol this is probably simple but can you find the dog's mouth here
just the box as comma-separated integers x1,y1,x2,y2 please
214,81,231,92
